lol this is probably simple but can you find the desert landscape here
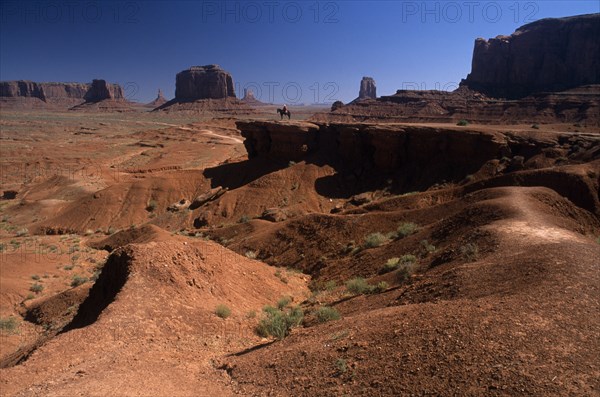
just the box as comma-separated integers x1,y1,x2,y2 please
0,6,599,397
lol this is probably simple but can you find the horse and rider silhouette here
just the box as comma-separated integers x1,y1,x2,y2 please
277,104,291,120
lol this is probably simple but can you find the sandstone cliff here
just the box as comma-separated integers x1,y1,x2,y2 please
461,13,600,99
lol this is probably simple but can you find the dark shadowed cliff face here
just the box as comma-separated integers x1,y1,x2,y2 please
175,65,236,100
462,13,600,99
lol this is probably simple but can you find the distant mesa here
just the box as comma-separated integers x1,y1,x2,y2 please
320,13,600,124
461,13,600,99
0,79,129,111
146,89,167,107
358,77,377,100
155,65,253,114
175,65,235,100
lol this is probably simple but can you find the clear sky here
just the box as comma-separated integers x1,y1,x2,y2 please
1,1,598,104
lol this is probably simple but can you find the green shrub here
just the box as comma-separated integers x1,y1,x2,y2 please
335,358,348,374
0,316,18,333
315,306,341,323
256,305,304,340
31,274,40,281
397,222,418,238
381,257,399,273
30,283,44,293
421,239,436,254
373,281,389,293
363,232,388,248
71,275,88,287
396,267,412,282
346,278,371,295
63,264,74,271
277,296,292,309
215,304,232,319
457,119,469,126
461,243,479,261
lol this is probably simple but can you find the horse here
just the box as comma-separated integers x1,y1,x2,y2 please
277,108,291,120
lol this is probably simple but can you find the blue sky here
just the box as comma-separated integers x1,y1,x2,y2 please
1,1,598,104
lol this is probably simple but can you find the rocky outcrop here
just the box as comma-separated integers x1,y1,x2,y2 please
84,79,124,102
175,65,236,100
241,88,268,106
0,79,126,109
237,121,508,180
359,77,376,99
461,13,600,99
316,85,600,125
147,89,167,107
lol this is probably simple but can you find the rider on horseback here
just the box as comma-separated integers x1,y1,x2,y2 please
282,104,288,114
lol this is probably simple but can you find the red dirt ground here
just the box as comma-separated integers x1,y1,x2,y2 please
0,109,598,396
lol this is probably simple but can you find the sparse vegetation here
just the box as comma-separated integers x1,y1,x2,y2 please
363,232,388,248
245,250,257,259
346,278,371,295
461,242,479,261
246,310,257,319
421,239,436,255
457,119,469,126
315,306,341,323
335,358,348,375
238,215,250,223
63,264,74,271
215,304,232,319
382,257,400,273
256,305,304,340
0,316,18,333
30,283,44,293
31,274,40,280
277,296,292,309
397,222,418,238
71,275,88,287
531,123,540,129
274,269,289,284
107,227,117,235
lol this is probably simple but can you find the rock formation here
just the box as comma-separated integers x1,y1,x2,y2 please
461,13,600,99
0,79,126,109
84,79,124,102
175,65,236,100
241,88,268,106
358,77,377,99
147,89,167,107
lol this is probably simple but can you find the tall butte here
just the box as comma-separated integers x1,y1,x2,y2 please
175,65,236,100
358,77,377,99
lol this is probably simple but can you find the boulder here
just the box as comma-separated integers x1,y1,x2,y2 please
175,65,236,100
261,208,287,222
167,199,191,212
461,14,600,98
